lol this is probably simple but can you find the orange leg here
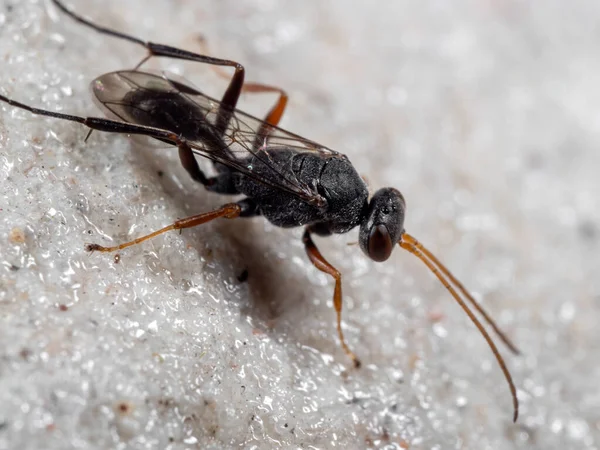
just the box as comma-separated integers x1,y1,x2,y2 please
196,36,288,129
210,67,288,139
241,82,288,151
303,228,361,368
86,203,241,253
241,82,288,128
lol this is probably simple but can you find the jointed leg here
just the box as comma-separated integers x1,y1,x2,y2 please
86,203,242,253
0,93,185,143
53,0,293,142
303,228,361,368
177,141,242,194
51,0,244,134
243,83,288,126
242,83,289,151
195,52,290,149
0,89,239,194
178,141,212,185
196,35,289,130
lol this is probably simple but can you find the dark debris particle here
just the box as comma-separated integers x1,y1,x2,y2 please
116,401,134,415
237,269,249,283
58,304,68,312
19,348,31,360
157,398,175,407
0,421,6,431
9,264,19,271
347,397,362,405
381,428,390,442
157,170,164,177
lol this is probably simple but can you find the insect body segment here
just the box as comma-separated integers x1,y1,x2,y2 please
0,0,521,422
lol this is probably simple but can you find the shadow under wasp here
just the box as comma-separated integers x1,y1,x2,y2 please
0,0,520,421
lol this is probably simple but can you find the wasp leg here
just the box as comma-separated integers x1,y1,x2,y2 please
302,227,361,368
196,36,289,130
177,141,210,185
242,83,289,151
245,83,288,128
177,141,241,194
86,203,243,253
51,0,243,134
0,91,237,197
0,92,239,195
0,93,184,144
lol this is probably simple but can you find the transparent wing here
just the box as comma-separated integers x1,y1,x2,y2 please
90,70,202,149
91,70,340,207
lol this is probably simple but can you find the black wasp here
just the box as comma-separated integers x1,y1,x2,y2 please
0,0,520,421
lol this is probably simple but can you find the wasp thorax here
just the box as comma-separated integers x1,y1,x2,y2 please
359,187,406,262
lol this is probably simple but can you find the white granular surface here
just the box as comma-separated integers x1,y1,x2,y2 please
1,0,599,449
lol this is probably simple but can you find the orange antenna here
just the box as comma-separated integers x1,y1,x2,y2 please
407,235,520,355
399,233,519,422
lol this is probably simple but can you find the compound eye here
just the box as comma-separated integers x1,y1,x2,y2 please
368,224,393,262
